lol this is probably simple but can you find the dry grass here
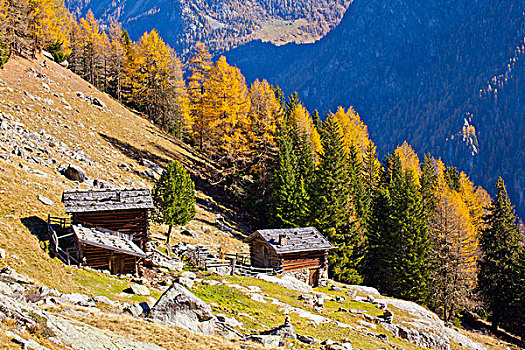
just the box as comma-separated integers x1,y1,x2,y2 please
0,55,248,299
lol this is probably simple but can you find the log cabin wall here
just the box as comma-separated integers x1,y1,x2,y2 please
280,250,325,272
79,244,137,275
72,209,149,250
250,237,281,269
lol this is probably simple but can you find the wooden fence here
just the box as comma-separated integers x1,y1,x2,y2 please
47,215,80,266
186,244,281,276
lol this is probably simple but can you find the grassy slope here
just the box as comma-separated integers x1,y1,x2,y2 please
0,56,518,350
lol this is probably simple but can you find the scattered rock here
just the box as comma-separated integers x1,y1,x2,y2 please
177,277,194,289
59,293,90,306
250,293,267,303
257,274,313,293
125,302,150,317
59,164,87,182
89,295,119,307
397,325,450,350
297,333,320,344
330,285,342,292
322,338,335,345
130,284,150,296
261,316,296,339
0,248,5,259
0,267,34,284
150,283,216,335
349,285,380,295
181,271,197,279
357,320,377,329
141,158,163,175
92,97,106,108
247,335,281,348
215,313,242,328
38,195,54,206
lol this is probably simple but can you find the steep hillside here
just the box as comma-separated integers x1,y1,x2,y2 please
0,53,520,350
225,0,525,217
0,54,250,289
65,0,351,55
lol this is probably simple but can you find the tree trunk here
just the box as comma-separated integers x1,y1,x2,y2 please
166,224,172,253
491,311,500,334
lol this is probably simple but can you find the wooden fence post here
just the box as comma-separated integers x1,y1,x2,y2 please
230,258,236,276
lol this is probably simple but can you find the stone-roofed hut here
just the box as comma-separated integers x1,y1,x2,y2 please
62,188,154,250
245,227,334,287
72,225,146,274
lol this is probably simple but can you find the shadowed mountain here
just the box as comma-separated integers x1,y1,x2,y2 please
225,0,525,217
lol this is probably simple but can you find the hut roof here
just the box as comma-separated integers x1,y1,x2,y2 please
72,225,146,258
63,188,154,213
245,227,335,254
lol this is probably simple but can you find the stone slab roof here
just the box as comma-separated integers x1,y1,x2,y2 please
245,227,335,254
72,225,146,258
63,188,154,213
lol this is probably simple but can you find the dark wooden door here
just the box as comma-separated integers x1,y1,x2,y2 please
308,268,319,287
110,255,126,275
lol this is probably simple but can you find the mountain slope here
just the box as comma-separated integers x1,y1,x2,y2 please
0,50,519,350
65,0,351,55
225,0,525,217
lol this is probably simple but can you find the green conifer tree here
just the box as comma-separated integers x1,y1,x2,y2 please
268,124,310,228
311,117,363,283
478,177,523,332
365,153,430,302
152,161,196,247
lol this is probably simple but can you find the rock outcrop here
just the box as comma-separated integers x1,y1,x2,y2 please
150,282,217,335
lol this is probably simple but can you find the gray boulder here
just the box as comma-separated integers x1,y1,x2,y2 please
125,302,150,317
247,335,281,348
397,325,451,350
261,316,296,339
130,284,150,296
0,267,34,284
177,277,194,289
60,164,87,182
141,158,163,175
38,195,54,206
89,295,119,307
92,97,106,108
59,293,90,306
349,285,380,295
257,274,313,293
181,271,197,279
150,283,216,335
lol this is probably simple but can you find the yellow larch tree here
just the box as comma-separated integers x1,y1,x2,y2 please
330,106,373,157
394,141,421,184
458,172,491,230
203,56,251,167
429,174,480,320
248,79,282,180
75,10,103,85
27,0,71,57
134,29,190,137
106,20,126,101
187,42,212,149
0,0,8,67
290,102,322,161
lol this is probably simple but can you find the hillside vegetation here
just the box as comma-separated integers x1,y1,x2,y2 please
0,53,515,350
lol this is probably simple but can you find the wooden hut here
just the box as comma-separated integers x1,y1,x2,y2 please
62,188,154,250
245,227,334,287
71,225,146,274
